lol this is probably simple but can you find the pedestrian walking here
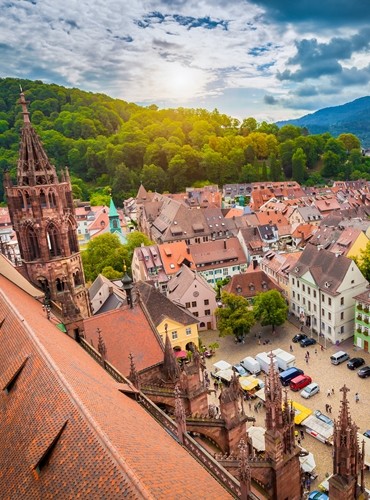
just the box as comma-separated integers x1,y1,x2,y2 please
300,429,305,440
325,403,329,412
249,402,252,411
214,380,219,392
297,438,301,446
328,405,332,414
314,348,318,355
327,389,331,397
305,356,309,364
355,392,360,403
290,345,293,352
306,351,310,358
331,388,334,395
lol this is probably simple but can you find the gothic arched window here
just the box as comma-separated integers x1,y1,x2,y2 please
55,277,65,292
47,223,62,257
48,191,56,208
26,226,40,260
67,221,79,253
40,189,47,208
73,270,82,286
25,192,31,209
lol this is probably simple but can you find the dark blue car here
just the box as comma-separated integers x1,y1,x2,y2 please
300,337,316,347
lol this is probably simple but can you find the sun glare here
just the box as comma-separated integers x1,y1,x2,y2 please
158,63,206,101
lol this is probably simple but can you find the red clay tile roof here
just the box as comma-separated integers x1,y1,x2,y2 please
223,269,282,297
0,276,231,499
83,305,164,376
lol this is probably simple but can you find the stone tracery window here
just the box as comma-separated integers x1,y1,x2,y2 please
26,225,40,260
68,220,79,253
47,223,62,257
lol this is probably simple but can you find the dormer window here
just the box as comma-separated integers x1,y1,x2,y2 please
325,281,331,288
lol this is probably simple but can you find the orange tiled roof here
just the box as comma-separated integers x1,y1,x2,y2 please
158,241,194,275
0,276,231,499
83,305,164,375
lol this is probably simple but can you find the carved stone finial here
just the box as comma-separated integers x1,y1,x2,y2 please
97,328,107,360
174,384,186,444
162,333,180,382
128,352,141,390
238,439,251,497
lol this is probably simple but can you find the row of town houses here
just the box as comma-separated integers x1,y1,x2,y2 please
2,180,370,354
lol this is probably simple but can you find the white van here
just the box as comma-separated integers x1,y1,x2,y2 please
330,351,350,365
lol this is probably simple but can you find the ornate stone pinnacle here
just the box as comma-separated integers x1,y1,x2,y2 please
97,328,107,359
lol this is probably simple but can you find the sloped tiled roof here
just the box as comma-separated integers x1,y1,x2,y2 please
167,265,215,303
190,237,247,269
223,269,282,298
290,244,352,295
158,241,194,275
83,304,164,375
0,253,44,298
0,276,230,499
136,281,199,327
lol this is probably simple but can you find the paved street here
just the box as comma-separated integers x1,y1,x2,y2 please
200,320,370,491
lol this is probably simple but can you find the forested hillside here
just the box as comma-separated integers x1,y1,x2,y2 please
0,77,368,205
276,96,370,146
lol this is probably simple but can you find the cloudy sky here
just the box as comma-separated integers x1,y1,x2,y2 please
2,0,370,121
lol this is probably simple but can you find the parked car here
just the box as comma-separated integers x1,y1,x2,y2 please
301,382,320,399
358,366,370,378
300,337,316,347
314,409,333,426
232,363,248,377
364,430,370,439
292,333,307,343
347,357,365,370
308,491,329,500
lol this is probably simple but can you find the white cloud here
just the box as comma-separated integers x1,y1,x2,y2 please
0,0,369,121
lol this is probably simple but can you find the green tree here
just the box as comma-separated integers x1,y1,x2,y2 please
81,233,128,282
269,153,282,181
141,163,167,192
354,241,370,282
338,133,361,153
292,147,307,183
215,292,255,341
253,290,288,332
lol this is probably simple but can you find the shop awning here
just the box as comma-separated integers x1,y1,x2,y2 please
239,376,259,391
247,426,266,452
175,350,187,359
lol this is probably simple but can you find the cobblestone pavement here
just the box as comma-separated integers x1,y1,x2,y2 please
200,320,370,491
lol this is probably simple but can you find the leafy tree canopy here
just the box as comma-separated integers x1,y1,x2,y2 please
253,290,288,331
215,292,255,341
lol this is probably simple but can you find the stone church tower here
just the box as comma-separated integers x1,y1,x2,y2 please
264,352,301,499
329,385,367,499
4,92,91,336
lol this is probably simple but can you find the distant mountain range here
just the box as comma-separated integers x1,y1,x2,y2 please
276,96,370,147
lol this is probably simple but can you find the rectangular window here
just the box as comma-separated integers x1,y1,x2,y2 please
307,287,311,295
328,326,331,334
314,304,317,312
204,299,209,305
341,312,344,320
185,302,191,308
303,298,305,305
322,308,325,317
292,278,295,285
297,294,300,301
341,297,344,306
313,290,317,298
328,298,332,306
192,301,197,307
186,327,192,336
308,301,311,311
302,284,305,292
340,326,344,334
172,331,178,340
297,281,300,288
193,312,199,317
205,310,211,316
328,312,331,321
322,294,325,302
292,303,296,310
293,291,295,299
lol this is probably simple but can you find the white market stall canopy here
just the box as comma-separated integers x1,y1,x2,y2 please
247,426,266,452
215,368,235,383
298,447,316,473
213,360,232,371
